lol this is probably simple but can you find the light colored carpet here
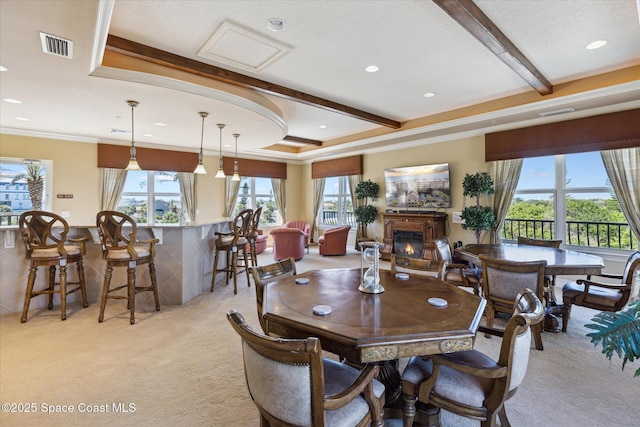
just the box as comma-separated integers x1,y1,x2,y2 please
1,246,638,426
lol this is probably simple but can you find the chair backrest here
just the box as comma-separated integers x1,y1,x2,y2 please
249,206,263,237
431,237,453,263
250,258,297,333
621,251,640,286
19,210,70,258
390,254,447,279
227,309,326,426
96,210,139,254
284,220,310,233
481,255,546,312
517,236,562,248
234,208,254,239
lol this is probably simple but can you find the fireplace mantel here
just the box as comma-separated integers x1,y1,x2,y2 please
381,212,447,260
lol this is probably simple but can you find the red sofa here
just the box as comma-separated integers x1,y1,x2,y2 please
270,228,306,261
283,220,310,253
318,225,351,256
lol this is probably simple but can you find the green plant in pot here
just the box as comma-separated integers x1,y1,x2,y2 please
354,179,379,241
460,172,497,244
11,165,44,210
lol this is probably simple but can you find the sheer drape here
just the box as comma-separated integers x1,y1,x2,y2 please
178,172,196,225
347,175,362,249
310,178,325,243
224,177,241,217
601,147,640,248
489,159,523,244
99,168,128,210
271,178,287,224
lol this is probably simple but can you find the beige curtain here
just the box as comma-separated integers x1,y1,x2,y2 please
601,147,640,249
310,178,325,243
348,175,362,249
271,178,286,224
224,177,241,217
99,168,128,210
178,172,196,225
489,159,523,244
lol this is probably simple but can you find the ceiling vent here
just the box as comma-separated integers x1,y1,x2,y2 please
538,107,575,117
40,32,73,59
109,128,131,135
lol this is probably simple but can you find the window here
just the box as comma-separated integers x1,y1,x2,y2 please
118,170,183,225
321,176,354,226
0,157,52,224
504,152,636,251
234,177,280,225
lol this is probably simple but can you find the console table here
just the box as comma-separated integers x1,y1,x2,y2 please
381,212,447,260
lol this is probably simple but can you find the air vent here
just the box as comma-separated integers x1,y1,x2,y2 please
539,107,575,117
109,128,131,135
40,32,73,59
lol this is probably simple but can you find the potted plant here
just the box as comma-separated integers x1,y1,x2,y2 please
11,164,44,210
585,299,640,377
460,172,497,244
354,179,379,241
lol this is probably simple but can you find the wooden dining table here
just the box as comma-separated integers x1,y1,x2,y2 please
263,268,486,408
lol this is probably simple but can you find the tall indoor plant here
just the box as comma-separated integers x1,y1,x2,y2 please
11,165,44,210
354,179,379,240
460,172,497,244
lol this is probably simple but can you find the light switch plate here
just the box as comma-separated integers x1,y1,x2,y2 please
452,212,464,224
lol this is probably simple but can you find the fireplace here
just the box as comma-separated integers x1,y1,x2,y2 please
393,230,423,259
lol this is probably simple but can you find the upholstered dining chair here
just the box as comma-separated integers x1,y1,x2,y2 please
249,257,297,334
430,237,482,296
211,208,253,295
18,210,89,323
390,254,447,280
401,288,544,427
562,250,640,332
517,236,562,304
283,220,311,253
227,309,385,427
96,210,160,325
481,255,546,350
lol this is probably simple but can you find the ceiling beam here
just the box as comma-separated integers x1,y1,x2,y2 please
283,136,323,146
433,0,553,95
105,35,402,129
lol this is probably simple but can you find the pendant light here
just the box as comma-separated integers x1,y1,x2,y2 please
215,123,226,178
193,112,208,174
125,100,141,170
231,133,241,181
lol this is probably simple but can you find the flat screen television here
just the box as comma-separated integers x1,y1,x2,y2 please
384,163,451,209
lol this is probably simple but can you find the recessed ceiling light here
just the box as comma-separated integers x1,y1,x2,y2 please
423,92,436,98
319,125,327,129
15,117,30,121
586,40,607,50
266,18,285,31
154,122,166,127
3,98,22,104
0,66,7,72
143,133,153,137
365,65,379,73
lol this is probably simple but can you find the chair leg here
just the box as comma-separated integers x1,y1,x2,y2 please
497,405,511,427
48,265,56,309
211,248,220,292
128,264,136,325
231,250,239,295
402,393,417,427
99,265,113,323
21,265,38,323
562,299,572,332
149,262,160,311
241,247,251,286
59,263,67,321
485,303,496,339
77,261,88,308
533,323,544,350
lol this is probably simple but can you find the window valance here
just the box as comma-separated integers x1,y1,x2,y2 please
97,143,197,172
311,155,363,179
222,156,287,179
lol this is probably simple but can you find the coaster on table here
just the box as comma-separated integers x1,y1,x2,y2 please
295,278,309,285
395,273,409,280
313,305,332,316
428,297,448,308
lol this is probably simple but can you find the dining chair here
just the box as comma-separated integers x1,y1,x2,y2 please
249,257,297,334
96,210,160,325
246,206,263,268
18,210,89,322
227,309,386,427
517,236,562,304
480,255,546,350
211,208,253,294
390,254,447,280
562,250,640,332
401,288,544,427
430,237,482,295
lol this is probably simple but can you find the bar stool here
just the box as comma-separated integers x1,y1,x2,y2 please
211,209,252,294
18,210,88,322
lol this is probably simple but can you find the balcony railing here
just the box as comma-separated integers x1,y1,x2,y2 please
0,212,21,226
322,210,357,227
502,218,638,250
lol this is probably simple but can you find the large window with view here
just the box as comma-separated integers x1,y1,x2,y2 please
503,151,636,251
234,177,280,225
0,157,52,225
118,170,182,225
321,176,355,227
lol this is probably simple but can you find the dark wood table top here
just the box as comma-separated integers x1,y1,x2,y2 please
455,243,604,276
263,268,486,363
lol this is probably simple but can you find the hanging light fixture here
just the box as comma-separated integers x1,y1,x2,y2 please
231,133,241,181
215,123,226,178
193,112,208,174
126,100,141,170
